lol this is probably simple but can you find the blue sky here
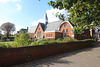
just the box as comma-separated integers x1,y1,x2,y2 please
0,0,68,33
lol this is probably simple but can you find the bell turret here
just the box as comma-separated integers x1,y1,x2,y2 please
45,12,48,25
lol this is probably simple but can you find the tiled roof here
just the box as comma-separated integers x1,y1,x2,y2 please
69,21,76,27
28,21,75,33
44,21,62,32
39,23,45,31
28,26,37,33
20,29,27,31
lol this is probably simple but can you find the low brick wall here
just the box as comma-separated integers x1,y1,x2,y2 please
0,41,93,67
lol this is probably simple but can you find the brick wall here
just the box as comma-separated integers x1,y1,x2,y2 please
74,29,91,40
55,32,63,39
59,22,74,38
44,32,55,40
44,32,63,40
0,41,93,67
35,24,44,38
28,33,35,38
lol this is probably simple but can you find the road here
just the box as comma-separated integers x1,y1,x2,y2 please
11,41,100,67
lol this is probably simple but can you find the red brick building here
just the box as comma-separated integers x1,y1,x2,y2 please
28,20,76,40
28,13,91,40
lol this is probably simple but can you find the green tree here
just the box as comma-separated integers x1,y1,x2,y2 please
73,26,84,34
48,0,100,26
14,31,32,47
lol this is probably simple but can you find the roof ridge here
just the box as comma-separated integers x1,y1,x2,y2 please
47,20,62,24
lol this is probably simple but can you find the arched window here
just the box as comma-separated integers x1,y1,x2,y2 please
64,24,67,28
39,28,40,30
63,29,65,38
66,29,69,37
37,32,39,38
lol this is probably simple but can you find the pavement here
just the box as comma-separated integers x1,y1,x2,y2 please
11,41,100,67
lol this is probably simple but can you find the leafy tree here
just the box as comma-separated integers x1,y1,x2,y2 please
0,22,15,38
73,25,94,34
14,31,32,47
48,0,100,26
73,26,84,34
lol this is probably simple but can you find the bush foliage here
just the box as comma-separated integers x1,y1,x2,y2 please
14,31,32,47
0,36,95,48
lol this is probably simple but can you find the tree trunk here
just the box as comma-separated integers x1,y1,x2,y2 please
7,32,9,38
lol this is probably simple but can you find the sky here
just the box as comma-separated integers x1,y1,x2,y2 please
0,0,69,34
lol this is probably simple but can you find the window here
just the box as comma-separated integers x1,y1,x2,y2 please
63,29,65,32
66,29,69,37
63,29,65,38
40,31,41,37
51,34,52,37
71,30,73,33
37,32,39,37
66,29,69,33
49,34,50,37
46,34,48,37
64,24,67,28
39,28,40,30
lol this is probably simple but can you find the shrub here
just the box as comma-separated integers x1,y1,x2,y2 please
0,42,16,48
71,39,78,42
36,38,46,43
62,37,72,42
30,40,39,46
4,43,12,48
49,40,57,44
39,40,49,45
14,31,32,47
33,38,38,41
56,38,63,42
0,43,7,48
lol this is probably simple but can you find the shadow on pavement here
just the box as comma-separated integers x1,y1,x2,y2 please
11,41,100,67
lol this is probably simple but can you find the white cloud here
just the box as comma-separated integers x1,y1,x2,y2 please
46,8,69,22
32,19,44,26
32,8,69,26
14,25,26,33
16,3,22,10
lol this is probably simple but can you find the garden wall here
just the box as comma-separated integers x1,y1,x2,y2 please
0,41,93,67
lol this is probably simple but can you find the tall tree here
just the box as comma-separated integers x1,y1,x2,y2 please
0,22,15,38
48,0,100,26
